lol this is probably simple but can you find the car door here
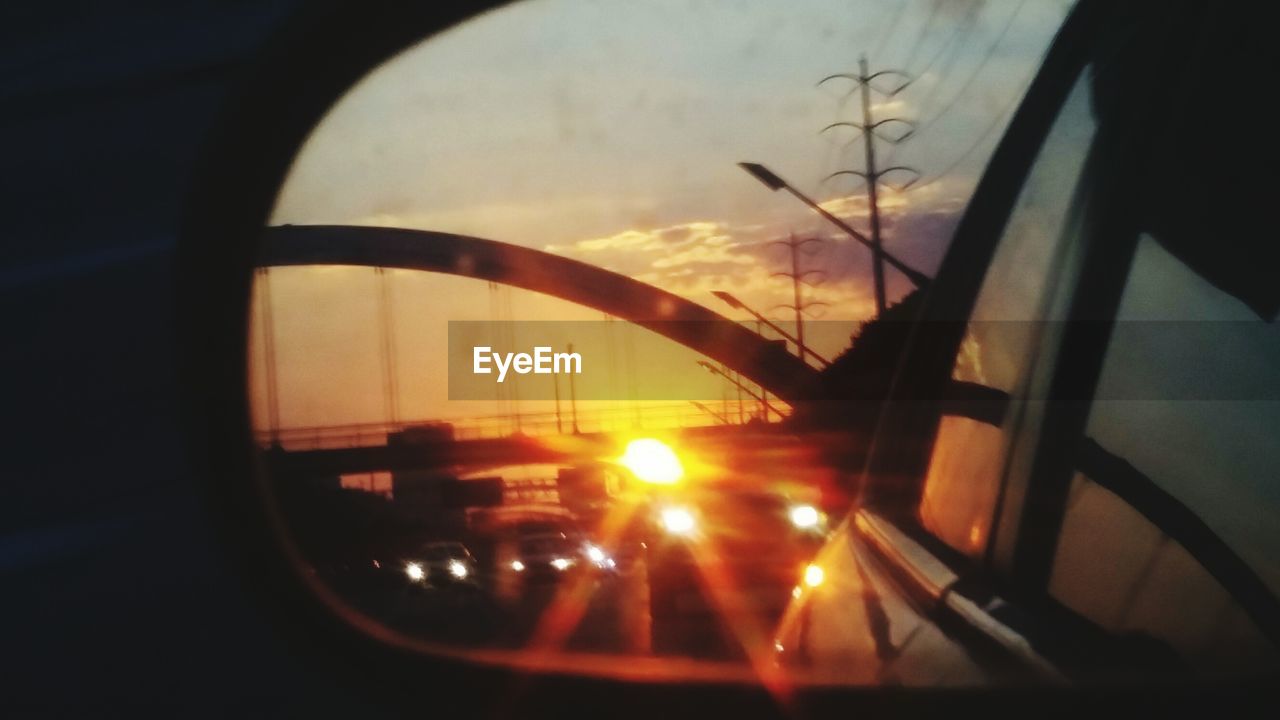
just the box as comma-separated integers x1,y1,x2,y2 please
781,0,1280,684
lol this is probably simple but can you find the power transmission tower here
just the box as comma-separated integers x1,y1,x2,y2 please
770,233,828,366
819,56,920,317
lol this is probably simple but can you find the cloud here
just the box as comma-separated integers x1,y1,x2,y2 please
542,193,964,324
549,220,734,255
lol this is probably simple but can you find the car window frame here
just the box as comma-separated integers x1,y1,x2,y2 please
856,1,1104,524
854,0,1280,669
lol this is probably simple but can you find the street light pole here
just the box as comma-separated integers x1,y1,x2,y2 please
737,162,931,291
711,290,830,367
690,401,731,426
697,361,786,420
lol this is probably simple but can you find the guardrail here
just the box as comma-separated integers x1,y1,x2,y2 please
253,400,787,450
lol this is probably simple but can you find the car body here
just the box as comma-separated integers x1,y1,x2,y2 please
773,0,1280,685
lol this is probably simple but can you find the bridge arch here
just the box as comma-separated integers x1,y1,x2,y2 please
259,224,819,401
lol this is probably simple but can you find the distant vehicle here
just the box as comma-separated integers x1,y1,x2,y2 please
644,486,828,656
507,532,587,582
402,541,478,590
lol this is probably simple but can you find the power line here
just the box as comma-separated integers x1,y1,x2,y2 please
882,1,984,168
870,0,911,61
897,1,943,73
909,71,1034,195
910,0,1029,139
907,1,982,82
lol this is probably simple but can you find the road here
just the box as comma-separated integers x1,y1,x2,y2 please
331,550,788,661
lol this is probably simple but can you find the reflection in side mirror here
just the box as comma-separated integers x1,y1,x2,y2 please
246,0,1072,686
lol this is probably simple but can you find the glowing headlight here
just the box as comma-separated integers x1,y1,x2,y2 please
511,560,526,572
405,562,425,581
660,506,696,535
585,544,606,564
448,559,469,579
551,557,574,571
789,504,821,529
803,563,824,588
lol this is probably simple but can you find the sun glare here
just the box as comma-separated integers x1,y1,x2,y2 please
619,438,685,485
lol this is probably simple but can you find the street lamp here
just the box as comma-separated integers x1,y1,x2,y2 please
696,360,786,421
690,401,731,426
711,290,830,367
737,162,931,297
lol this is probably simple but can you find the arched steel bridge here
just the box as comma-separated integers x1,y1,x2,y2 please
259,224,820,402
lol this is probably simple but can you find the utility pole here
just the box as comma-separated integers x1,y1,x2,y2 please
376,267,400,427
859,56,887,315
734,370,745,424
697,361,787,420
819,56,919,317
552,371,563,434
567,342,579,434
711,290,831,366
755,319,768,421
257,268,281,446
770,233,828,366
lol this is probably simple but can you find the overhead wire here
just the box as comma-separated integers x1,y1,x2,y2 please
908,69,1035,195
910,0,1030,139
896,1,943,72
880,0,983,167
907,1,983,83
869,0,911,61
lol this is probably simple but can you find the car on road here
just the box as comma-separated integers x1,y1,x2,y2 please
402,541,479,590
644,487,828,657
506,531,616,583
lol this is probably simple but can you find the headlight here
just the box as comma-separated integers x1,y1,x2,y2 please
551,557,574,571
448,559,469,579
789,504,821,530
803,563,824,588
405,562,425,581
511,560,526,572
584,544,606,564
660,506,696,535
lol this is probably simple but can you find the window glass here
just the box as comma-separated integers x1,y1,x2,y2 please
1050,235,1280,670
919,73,1096,559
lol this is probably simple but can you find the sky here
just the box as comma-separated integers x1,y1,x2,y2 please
253,0,1073,432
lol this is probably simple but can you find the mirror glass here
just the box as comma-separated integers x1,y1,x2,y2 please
249,0,1072,682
